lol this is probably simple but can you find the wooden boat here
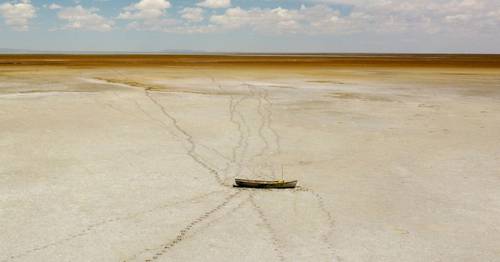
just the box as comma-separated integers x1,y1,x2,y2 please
234,178,297,189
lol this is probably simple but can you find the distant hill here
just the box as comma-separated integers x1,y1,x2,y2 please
0,48,211,55
0,48,141,54
159,49,208,54
0,48,37,53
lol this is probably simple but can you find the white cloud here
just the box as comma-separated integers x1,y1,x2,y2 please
87,0,500,37
445,14,472,24
118,0,171,20
210,7,299,32
197,0,230,9
305,0,500,34
1,0,499,38
180,7,204,22
57,5,114,31
48,3,62,10
209,5,356,34
0,0,36,31
203,0,500,35
118,0,175,31
124,18,177,31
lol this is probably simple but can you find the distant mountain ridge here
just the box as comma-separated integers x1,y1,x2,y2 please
159,49,207,54
0,48,208,54
0,48,37,53
1,48,499,56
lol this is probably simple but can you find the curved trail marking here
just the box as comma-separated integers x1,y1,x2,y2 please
250,195,286,262
124,76,255,261
125,191,242,262
210,77,252,179
296,186,340,261
133,99,231,173
1,189,226,262
144,89,225,186
246,84,279,179
247,83,282,157
243,82,340,261
96,70,232,186
208,79,340,261
116,76,339,262
3,73,341,262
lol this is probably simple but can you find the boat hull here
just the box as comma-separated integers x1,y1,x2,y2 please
234,179,297,189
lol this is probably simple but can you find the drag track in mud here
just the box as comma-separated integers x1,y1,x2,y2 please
5,62,496,261
1,72,339,262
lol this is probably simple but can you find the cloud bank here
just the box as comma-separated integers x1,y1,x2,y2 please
0,0,35,31
56,5,114,31
0,0,499,37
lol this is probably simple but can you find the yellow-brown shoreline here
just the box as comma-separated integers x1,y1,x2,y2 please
1,54,500,67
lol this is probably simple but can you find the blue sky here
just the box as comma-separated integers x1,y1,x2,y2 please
1,0,500,53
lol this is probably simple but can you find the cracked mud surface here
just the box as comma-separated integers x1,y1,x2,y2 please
1,63,500,261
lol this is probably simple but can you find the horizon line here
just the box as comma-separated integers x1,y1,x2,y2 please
1,51,500,56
